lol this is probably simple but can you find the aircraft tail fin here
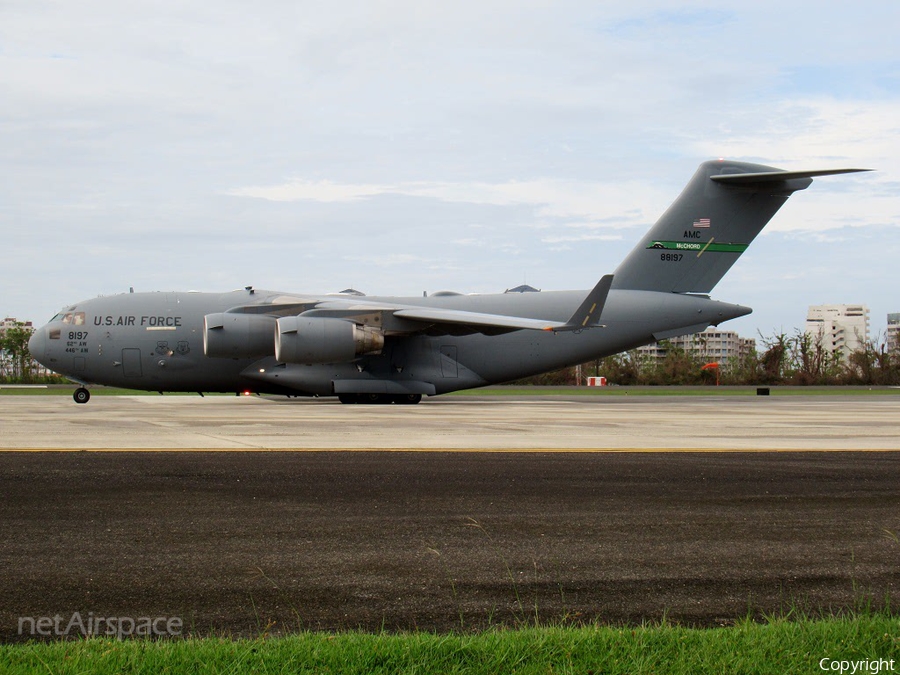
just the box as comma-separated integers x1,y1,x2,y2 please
611,160,870,293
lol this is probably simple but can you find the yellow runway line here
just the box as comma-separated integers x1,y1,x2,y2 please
4,447,899,453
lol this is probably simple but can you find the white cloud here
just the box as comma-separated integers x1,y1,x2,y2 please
692,98,900,170
541,234,624,244
2,0,899,334
228,177,667,232
229,180,388,203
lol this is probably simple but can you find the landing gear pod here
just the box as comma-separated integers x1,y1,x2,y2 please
204,313,277,359
275,317,384,364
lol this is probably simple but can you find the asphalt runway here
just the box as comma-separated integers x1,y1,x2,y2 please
1,393,899,450
2,450,899,639
1,395,899,640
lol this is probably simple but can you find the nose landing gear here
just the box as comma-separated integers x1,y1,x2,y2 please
73,388,91,404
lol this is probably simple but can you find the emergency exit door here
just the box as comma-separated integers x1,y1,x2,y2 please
122,349,142,377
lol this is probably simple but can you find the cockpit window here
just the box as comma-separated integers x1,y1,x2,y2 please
61,312,85,325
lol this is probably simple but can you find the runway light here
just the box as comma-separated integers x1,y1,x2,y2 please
242,390,252,396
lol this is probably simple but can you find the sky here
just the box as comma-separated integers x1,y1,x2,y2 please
2,1,898,342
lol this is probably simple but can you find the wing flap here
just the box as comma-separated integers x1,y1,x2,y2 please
392,307,566,332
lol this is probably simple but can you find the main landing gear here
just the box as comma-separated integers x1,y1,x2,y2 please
73,387,91,404
338,393,422,405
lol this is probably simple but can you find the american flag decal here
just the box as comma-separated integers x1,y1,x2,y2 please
693,218,711,228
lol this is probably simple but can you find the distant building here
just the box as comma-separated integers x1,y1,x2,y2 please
804,304,869,363
1,317,33,333
887,313,900,354
635,327,755,364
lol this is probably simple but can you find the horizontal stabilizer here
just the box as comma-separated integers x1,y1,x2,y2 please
711,168,871,185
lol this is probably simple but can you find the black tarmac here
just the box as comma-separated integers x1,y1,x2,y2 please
2,450,899,640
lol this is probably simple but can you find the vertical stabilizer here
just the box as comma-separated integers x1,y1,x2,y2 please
611,160,866,293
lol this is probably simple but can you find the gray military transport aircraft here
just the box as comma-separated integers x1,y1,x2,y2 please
29,160,868,404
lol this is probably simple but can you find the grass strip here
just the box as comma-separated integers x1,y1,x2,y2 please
2,615,899,674
450,385,900,396
2,385,899,397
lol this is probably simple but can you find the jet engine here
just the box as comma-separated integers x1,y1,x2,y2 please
204,313,276,359
275,317,384,364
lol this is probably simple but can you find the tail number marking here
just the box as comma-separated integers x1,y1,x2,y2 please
660,253,683,262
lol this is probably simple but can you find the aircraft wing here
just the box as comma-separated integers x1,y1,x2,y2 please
390,307,567,332
297,303,567,335
296,275,614,335
222,276,613,336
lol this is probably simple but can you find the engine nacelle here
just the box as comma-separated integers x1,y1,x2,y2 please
275,317,384,364
204,313,276,359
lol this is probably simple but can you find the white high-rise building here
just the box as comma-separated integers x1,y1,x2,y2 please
805,304,870,362
635,327,755,364
887,313,900,354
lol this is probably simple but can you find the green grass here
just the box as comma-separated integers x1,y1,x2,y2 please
3,615,899,674
2,384,898,398
451,385,900,397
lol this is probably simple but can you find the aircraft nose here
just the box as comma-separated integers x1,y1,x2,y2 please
28,327,47,364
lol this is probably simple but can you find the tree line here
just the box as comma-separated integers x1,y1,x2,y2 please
518,329,900,386
0,322,63,383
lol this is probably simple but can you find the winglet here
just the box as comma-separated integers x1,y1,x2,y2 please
548,274,613,332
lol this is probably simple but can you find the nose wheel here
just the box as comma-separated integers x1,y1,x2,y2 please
73,388,91,404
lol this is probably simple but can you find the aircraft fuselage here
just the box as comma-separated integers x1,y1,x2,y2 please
28,287,748,397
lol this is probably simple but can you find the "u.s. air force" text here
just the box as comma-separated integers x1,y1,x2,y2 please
93,316,182,327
